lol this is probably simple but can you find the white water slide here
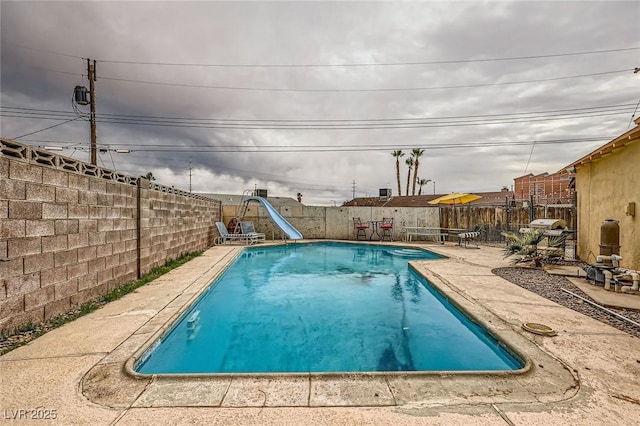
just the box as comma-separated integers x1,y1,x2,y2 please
242,196,303,240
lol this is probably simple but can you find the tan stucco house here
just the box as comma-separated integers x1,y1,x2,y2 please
564,117,640,270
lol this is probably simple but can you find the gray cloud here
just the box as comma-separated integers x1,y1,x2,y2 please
2,1,638,204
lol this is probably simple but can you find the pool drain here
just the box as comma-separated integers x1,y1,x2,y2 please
521,322,557,336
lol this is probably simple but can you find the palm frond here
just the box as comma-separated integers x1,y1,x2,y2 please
503,229,564,267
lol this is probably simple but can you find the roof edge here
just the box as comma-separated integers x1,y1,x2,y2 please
560,118,640,172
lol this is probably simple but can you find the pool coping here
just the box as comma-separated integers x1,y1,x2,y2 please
78,240,580,409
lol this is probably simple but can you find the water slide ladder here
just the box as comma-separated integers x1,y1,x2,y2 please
234,190,303,240
232,190,253,232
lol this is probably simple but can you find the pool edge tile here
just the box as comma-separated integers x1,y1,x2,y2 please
132,377,232,407
309,374,396,407
221,375,310,407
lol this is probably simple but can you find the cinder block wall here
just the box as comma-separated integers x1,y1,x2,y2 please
139,180,217,274
0,140,220,334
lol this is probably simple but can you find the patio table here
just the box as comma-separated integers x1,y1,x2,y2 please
368,221,382,240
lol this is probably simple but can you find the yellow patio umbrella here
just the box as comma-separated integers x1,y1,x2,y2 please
428,192,482,205
428,192,482,229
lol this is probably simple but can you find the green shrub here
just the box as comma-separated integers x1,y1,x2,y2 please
0,251,202,355
503,229,565,267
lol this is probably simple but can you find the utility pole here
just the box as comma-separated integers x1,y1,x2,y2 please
189,157,192,192
88,59,97,165
352,180,356,200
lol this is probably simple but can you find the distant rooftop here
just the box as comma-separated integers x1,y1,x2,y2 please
197,193,301,207
343,190,514,208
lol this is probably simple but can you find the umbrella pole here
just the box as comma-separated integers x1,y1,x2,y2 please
466,204,470,230
453,202,457,229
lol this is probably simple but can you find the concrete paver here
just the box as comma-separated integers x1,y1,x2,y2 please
223,376,310,407
117,406,507,426
0,312,153,360
0,355,120,425
544,264,587,277
1,240,639,425
570,277,640,310
133,377,231,407
309,374,396,407
83,362,151,409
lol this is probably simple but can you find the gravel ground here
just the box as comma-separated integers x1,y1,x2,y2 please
492,265,640,339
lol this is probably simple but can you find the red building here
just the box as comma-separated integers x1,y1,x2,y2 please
513,171,574,204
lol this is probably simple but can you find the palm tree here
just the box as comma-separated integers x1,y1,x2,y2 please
405,157,414,196
411,148,425,195
391,150,404,196
417,178,431,195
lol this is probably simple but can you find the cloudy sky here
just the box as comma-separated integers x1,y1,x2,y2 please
2,1,639,205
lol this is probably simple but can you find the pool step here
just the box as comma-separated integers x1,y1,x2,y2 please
391,249,425,257
187,310,200,329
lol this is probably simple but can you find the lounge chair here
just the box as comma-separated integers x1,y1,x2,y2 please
215,222,262,245
239,221,266,242
457,225,483,248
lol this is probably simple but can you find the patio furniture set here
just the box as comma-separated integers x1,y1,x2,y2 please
353,217,394,241
390,223,482,248
353,217,481,247
216,217,481,247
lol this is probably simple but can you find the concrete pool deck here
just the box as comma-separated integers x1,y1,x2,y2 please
1,241,639,425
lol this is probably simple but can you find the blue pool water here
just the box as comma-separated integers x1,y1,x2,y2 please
136,242,523,374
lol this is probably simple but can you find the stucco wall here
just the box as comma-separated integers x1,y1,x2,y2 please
222,203,440,240
222,201,575,241
0,141,221,333
575,140,639,270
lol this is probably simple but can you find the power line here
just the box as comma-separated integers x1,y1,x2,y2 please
7,40,638,68
3,42,85,60
11,117,83,140
118,138,609,153
96,46,640,68
2,103,634,131
5,102,635,122
14,53,633,96
2,110,631,131
96,69,631,93
628,97,640,129
523,140,536,175
24,65,84,77
27,137,608,154
110,162,352,192
13,135,605,192
82,103,640,123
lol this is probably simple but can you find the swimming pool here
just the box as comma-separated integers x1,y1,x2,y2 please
136,242,523,374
